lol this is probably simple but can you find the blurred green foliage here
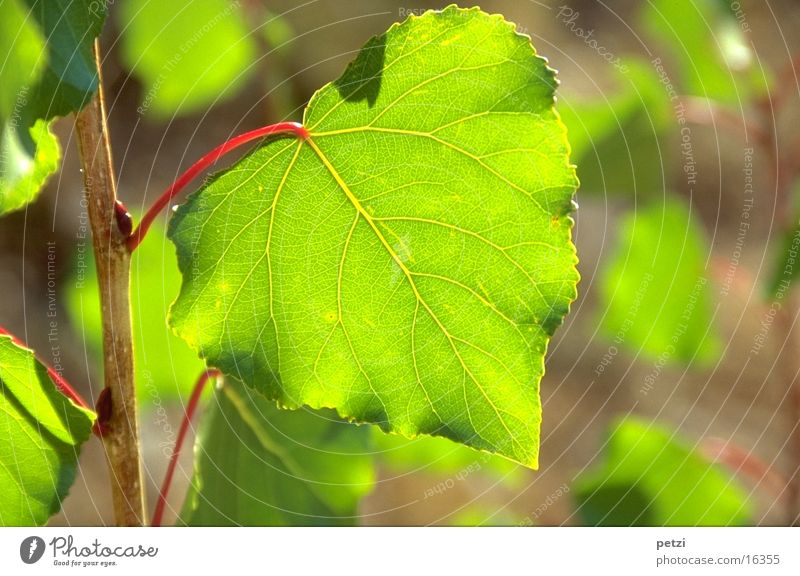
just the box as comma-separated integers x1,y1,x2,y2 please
574,418,751,526
600,199,720,365
560,60,671,198
642,0,763,103
181,379,375,526
119,0,257,118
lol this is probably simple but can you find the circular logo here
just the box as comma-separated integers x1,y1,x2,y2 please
20,536,46,564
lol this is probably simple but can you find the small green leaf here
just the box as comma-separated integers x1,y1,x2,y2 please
0,335,94,526
119,0,257,117
600,199,719,365
169,6,578,469
181,380,374,526
67,220,207,402
574,418,751,526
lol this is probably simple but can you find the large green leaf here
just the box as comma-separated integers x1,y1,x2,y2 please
574,418,751,526
168,6,578,468
600,199,719,365
181,380,374,526
67,220,207,403
0,335,94,526
119,0,256,117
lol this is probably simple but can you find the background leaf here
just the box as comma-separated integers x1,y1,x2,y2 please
573,417,751,526
600,199,719,364
0,335,94,526
0,119,60,215
642,0,759,103
0,0,105,216
119,0,257,117
168,6,578,468
560,60,671,198
181,379,374,526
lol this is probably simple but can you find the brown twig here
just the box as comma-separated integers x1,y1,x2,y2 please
74,39,145,527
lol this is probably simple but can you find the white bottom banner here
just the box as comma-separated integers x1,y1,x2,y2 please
0,527,797,574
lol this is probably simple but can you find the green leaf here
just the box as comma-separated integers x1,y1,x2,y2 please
0,335,94,526
0,0,45,118
181,380,374,526
0,0,104,216
642,0,759,103
20,0,107,120
119,0,257,117
600,199,719,365
0,0,55,215
66,220,207,403
574,418,751,526
168,6,578,468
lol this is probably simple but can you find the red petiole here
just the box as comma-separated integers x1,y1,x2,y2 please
127,122,309,251
0,325,92,412
151,368,221,527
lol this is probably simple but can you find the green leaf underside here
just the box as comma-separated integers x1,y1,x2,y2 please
574,418,751,526
20,0,106,121
169,6,578,468
0,335,93,526
181,380,374,526
601,199,719,365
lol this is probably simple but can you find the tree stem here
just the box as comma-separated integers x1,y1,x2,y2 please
74,39,145,527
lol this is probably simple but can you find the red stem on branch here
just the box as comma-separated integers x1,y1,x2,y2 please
128,122,309,251
0,325,92,411
151,369,221,527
